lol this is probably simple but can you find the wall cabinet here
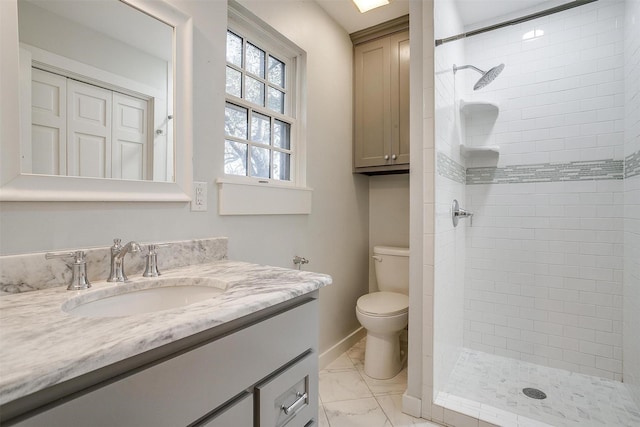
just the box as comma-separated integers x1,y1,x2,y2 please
6,296,319,427
353,18,409,174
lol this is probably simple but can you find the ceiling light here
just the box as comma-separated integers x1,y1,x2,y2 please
353,0,390,13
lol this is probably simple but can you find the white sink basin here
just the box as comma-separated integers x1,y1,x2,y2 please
63,277,227,318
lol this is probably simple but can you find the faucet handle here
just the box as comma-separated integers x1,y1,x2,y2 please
146,243,169,252
142,244,168,277
45,250,91,290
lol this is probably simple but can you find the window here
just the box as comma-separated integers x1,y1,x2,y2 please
219,2,311,215
224,28,296,183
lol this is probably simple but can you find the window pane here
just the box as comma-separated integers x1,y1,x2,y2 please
224,140,247,176
251,146,270,178
273,151,290,181
224,103,248,139
246,77,265,106
251,112,270,145
274,120,290,149
225,66,241,97
246,43,265,78
226,31,242,67
268,56,285,88
267,87,284,113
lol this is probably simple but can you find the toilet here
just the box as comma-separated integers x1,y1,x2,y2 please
356,246,409,380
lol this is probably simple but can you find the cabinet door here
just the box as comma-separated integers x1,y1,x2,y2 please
390,31,410,166
354,37,391,168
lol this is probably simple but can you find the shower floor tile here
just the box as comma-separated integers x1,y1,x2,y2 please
438,348,640,427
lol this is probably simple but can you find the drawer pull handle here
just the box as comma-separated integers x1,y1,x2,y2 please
282,392,307,415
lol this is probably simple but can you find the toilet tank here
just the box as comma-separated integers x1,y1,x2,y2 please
373,246,410,295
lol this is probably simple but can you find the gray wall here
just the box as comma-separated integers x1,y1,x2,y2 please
368,174,410,292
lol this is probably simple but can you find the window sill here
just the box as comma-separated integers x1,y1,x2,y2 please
216,179,312,215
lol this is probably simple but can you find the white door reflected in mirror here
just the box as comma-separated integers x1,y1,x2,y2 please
18,0,174,182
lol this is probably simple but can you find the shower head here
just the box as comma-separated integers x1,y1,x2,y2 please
453,63,505,90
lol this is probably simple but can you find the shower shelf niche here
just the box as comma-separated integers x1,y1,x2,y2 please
459,100,499,115
459,99,500,162
460,144,500,157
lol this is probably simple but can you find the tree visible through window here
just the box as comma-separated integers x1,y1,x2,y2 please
225,30,293,181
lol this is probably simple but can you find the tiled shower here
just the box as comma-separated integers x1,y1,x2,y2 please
432,0,640,425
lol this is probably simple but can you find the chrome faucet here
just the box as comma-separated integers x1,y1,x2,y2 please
108,238,141,282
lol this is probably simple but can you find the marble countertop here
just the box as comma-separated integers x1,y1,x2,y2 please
0,260,332,406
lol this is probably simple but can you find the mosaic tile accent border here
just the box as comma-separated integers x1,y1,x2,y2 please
466,159,624,185
437,152,466,184
626,149,640,179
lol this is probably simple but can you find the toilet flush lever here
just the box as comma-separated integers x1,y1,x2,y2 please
372,255,382,262
293,256,309,270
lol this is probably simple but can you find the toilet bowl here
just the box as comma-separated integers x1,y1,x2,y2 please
356,291,408,379
356,246,409,380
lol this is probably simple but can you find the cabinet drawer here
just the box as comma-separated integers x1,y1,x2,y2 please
256,353,317,427
198,392,253,427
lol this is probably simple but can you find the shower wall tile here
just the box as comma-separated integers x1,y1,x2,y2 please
454,0,631,386
460,0,626,170
464,180,624,379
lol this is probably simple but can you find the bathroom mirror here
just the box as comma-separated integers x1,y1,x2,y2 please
0,0,193,201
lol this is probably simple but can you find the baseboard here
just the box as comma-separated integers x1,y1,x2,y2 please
402,392,423,418
318,327,366,370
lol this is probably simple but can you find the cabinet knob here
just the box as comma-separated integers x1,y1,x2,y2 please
384,154,389,160
392,154,397,160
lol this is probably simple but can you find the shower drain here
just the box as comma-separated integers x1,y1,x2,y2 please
522,388,547,400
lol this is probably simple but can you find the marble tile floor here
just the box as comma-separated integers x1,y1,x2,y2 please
438,348,640,427
318,338,441,427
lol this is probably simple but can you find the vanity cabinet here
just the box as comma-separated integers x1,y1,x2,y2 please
6,296,319,427
353,17,409,175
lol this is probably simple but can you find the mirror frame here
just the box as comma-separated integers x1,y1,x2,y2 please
0,0,193,202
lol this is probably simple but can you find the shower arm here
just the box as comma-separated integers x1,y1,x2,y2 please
453,64,484,75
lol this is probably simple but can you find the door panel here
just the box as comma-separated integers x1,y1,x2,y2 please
31,69,66,175
113,93,149,180
31,125,61,175
354,38,391,168
67,80,112,177
391,32,410,165
74,133,107,178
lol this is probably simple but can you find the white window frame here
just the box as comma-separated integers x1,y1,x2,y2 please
218,0,311,215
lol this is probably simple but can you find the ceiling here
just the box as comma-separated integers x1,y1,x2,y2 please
314,0,561,34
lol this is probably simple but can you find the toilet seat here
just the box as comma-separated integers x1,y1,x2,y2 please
356,292,408,317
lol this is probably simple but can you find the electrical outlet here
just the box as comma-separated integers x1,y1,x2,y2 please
191,181,207,212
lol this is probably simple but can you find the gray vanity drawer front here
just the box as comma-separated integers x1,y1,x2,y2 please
14,299,318,427
256,352,317,427
198,392,253,427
